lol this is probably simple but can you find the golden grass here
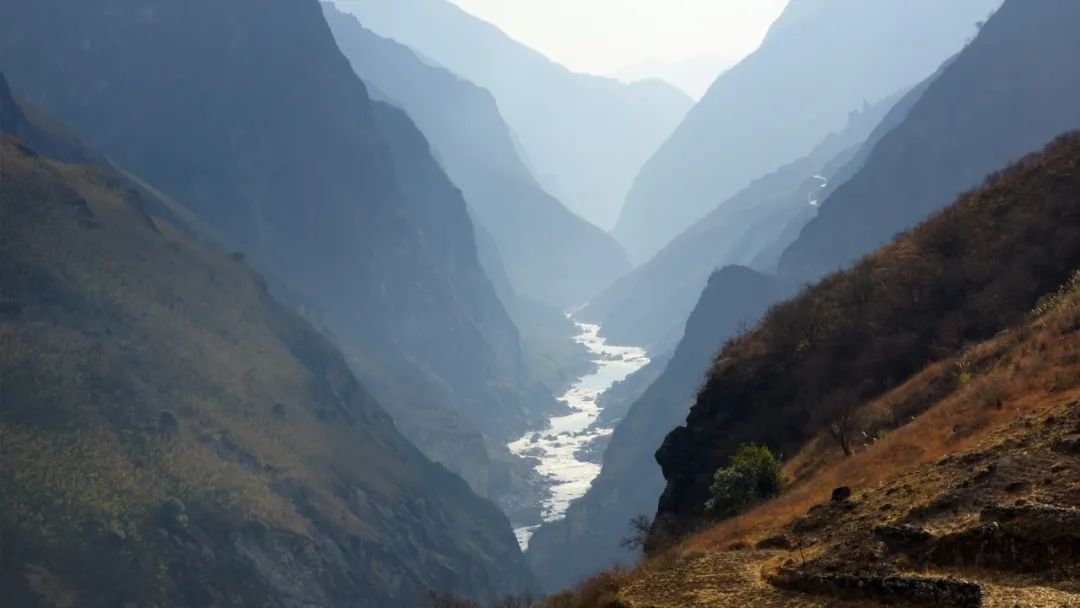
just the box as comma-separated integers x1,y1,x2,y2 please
684,278,1080,552
0,136,421,552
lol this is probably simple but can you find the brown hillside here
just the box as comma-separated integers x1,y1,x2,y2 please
657,132,1080,529
543,255,1080,608
0,132,533,606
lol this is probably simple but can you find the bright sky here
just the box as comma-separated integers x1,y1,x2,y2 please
447,0,789,77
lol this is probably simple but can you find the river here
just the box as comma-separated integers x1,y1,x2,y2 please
508,321,649,549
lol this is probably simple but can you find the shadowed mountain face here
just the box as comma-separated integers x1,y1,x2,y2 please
526,267,793,591
615,0,1003,264
0,0,560,502
335,0,693,231
780,0,1080,281
0,79,534,606
322,4,629,308
580,93,902,352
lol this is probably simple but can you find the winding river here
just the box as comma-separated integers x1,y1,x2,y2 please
509,321,649,549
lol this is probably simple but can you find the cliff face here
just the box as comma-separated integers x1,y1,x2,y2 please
0,91,535,605
323,4,629,308
780,0,1080,281
0,0,557,496
615,0,1002,264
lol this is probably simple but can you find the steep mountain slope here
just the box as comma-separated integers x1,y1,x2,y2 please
656,132,1080,532
564,277,1080,606
527,267,793,591
0,96,534,605
323,4,629,308
581,94,900,351
616,0,1002,264
0,0,557,502
780,0,1080,281
335,0,693,231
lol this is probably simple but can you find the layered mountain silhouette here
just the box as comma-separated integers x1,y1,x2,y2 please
780,0,1080,281
581,93,902,351
335,0,693,231
0,75,534,606
322,3,630,308
656,0,1080,530
615,0,1003,264
0,0,557,511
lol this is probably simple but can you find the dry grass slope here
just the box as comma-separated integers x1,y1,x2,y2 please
657,132,1080,526
546,134,1080,608
0,132,529,605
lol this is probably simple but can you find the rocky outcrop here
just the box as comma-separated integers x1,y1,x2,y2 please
771,568,984,608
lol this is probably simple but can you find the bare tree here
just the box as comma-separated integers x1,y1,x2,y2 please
828,406,855,457
620,514,652,554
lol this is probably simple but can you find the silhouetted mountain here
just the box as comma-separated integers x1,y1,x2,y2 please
657,130,1080,532
322,3,629,308
780,0,1080,281
581,94,901,351
0,83,534,606
614,55,737,101
615,0,1002,264
335,0,693,230
0,0,558,511
526,267,792,590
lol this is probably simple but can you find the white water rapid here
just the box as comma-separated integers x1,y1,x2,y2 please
509,321,649,550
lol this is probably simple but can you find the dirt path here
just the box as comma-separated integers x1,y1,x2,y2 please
619,551,849,608
618,550,1080,607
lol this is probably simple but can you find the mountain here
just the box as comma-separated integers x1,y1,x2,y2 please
0,0,566,512
614,55,737,101
614,0,1003,264
335,0,693,231
322,3,630,308
581,93,902,351
656,130,1080,530
780,0,1080,281
527,267,793,590
0,82,534,605
566,273,1080,606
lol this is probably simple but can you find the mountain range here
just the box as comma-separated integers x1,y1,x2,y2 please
614,0,1003,264
322,3,629,309
335,0,693,231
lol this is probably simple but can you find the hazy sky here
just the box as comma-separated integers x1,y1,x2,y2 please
448,0,789,76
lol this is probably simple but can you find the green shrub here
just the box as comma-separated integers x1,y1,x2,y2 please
705,444,782,519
